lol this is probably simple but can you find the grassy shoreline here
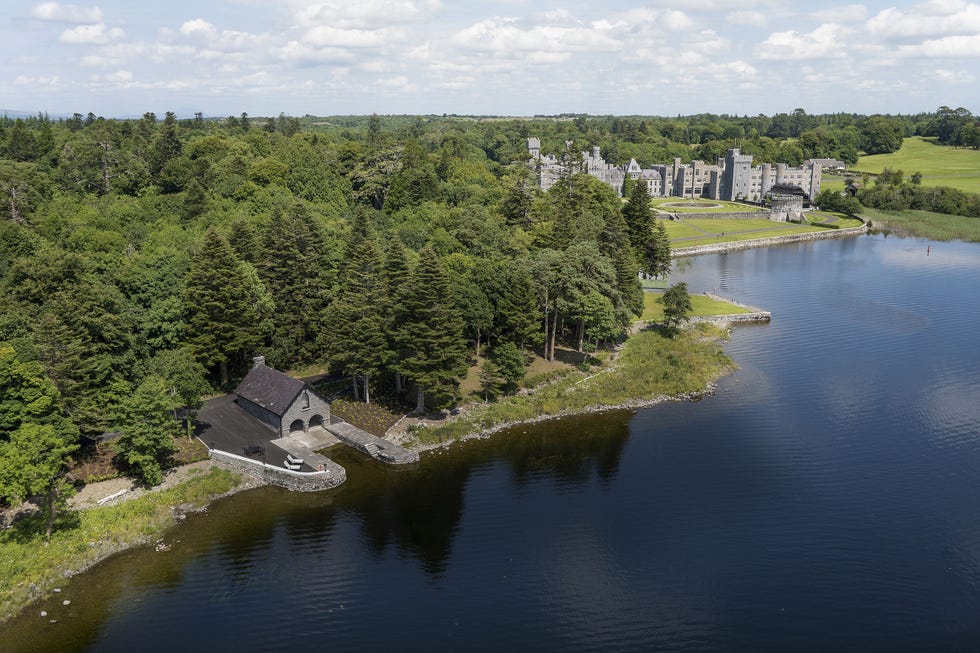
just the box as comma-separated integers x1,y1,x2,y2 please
861,207,980,242
408,323,736,449
0,467,249,624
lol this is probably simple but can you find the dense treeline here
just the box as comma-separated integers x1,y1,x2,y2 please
856,169,980,218
0,106,974,514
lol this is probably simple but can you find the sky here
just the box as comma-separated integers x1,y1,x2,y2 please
1,0,978,118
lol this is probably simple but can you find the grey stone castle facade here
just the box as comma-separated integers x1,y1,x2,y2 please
528,138,824,203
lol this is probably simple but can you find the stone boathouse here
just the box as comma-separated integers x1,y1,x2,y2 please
234,356,331,437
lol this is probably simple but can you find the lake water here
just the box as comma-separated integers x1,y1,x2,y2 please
3,233,980,652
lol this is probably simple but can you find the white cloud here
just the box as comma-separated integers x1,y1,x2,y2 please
451,17,621,56
726,10,768,27
278,41,356,64
13,74,61,86
905,33,980,57
613,8,694,32
91,69,133,83
935,68,976,82
31,2,102,23
865,2,980,38
294,0,442,29
59,22,124,44
758,23,850,60
809,4,869,23
300,24,405,48
180,19,217,36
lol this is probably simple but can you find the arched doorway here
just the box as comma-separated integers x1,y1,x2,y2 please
309,414,324,429
289,419,305,433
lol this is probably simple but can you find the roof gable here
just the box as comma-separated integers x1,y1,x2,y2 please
234,364,306,417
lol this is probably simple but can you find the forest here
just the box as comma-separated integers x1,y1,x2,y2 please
1,107,977,524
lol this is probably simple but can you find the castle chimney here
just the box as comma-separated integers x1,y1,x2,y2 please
253,355,266,368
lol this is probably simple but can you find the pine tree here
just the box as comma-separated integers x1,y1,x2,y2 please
260,202,331,365
623,179,654,262
382,234,413,395
184,229,265,386
322,217,388,402
491,259,541,354
600,204,644,320
400,245,468,414
227,216,262,265
645,217,672,279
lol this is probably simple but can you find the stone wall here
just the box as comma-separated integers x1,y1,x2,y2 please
279,388,331,437
209,448,346,492
237,397,279,433
689,312,771,325
671,222,867,258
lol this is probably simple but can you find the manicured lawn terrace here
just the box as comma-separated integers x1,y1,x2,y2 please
665,215,862,247
641,292,751,323
853,137,980,194
651,198,765,213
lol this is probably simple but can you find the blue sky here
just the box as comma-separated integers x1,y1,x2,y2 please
2,0,978,118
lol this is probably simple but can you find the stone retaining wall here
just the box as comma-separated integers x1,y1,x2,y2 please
209,448,346,492
689,312,771,325
671,223,866,257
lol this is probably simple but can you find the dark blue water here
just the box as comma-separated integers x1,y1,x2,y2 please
3,234,980,651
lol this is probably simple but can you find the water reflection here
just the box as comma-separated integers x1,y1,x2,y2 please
6,235,980,651
0,412,632,651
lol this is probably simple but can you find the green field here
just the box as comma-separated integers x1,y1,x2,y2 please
651,198,764,213
853,137,980,193
641,291,751,322
860,207,980,242
664,214,862,247
821,174,847,193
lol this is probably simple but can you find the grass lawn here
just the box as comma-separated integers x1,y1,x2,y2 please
860,207,980,242
666,217,823,246
641,292,751,322
852,137,980,193
640,277,668,290
651,198,764,213
821,175,848,193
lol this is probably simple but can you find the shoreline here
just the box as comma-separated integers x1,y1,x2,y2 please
390,319,741,455
2,261,757,624
404,384,718,456
1,463,262,625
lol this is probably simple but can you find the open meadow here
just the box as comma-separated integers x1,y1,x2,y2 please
853,137,980,193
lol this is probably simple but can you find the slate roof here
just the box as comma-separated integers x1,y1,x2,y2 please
234,364,306,417
768,184,808,197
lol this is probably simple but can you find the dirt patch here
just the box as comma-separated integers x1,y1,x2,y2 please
69,460,221,511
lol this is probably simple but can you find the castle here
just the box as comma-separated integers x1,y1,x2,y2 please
527,138,824,203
